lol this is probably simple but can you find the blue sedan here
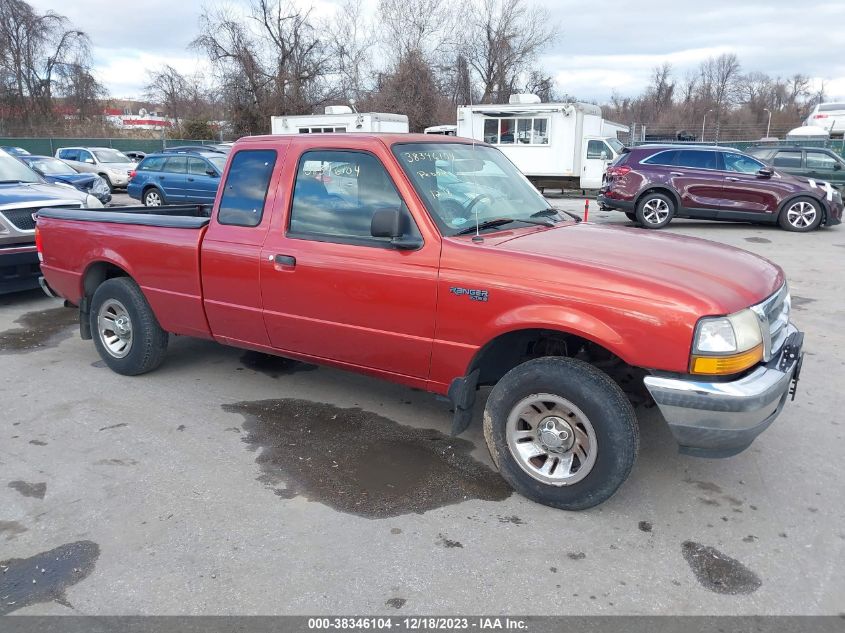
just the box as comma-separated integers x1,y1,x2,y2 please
18,155,112,204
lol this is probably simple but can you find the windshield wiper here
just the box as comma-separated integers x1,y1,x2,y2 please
530,206,582,223
455,217,553,236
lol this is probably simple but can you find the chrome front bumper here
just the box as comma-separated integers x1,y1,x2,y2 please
643,326,804,458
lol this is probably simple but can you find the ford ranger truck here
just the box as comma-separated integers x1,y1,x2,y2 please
36,134,805,510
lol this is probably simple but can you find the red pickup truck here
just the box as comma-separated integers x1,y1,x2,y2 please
36,133,804,510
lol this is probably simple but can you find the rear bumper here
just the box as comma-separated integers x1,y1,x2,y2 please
597,194,634,211
0,245,41,295
643,326,803,458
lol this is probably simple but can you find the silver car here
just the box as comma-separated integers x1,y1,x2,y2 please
55,147,137,191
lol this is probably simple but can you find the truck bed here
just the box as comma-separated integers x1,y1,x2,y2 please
37,205,214,340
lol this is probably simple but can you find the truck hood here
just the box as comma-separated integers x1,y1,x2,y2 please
0,181,89,206
490,223,784,314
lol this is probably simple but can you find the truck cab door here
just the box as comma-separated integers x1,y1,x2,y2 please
581,138,611,189
259,145,439,379
201,144,288,347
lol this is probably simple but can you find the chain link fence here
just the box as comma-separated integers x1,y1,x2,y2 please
0,137,220,156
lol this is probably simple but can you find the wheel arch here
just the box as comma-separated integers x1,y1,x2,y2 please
141,184,166,203
777,192,827,224
79,260,135,339
635,186,680,211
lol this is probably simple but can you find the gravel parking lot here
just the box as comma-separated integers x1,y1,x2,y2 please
1,198,843,616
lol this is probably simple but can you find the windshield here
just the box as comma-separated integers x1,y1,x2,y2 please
209,156,227,172
392,143,554,235
93,149,132,163
28,157,77,175
606,138,625,154
0,152,41,183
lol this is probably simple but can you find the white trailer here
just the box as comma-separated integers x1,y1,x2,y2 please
456,95,627,190
271,106,409,135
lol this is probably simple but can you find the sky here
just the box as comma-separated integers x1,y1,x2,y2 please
29,0,845,104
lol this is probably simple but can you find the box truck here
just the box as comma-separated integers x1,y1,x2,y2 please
456,94,627,190
271,106,409,135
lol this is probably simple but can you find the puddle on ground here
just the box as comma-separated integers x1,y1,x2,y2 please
791,296,815,310
0,540,100,614
224,398,511,518
8,481,46,499
744,237,771,244
239,351,317,378
0,521,27,541
681,541,761,594
0,306,77,354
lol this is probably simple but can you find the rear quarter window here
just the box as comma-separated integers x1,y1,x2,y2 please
138,156,167,172
641,150,678,166
217,150,277,227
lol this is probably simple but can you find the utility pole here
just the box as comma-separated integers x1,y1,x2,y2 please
701,109,712,142
764,108,772,138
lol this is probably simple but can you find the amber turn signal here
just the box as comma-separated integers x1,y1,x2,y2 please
690,344,763,376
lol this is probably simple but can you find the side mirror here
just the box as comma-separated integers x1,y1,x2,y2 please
370,208,421,249
84,158,95,164
600,151,608,161
206,169,218,177
757,167,773,178
834,163,842,171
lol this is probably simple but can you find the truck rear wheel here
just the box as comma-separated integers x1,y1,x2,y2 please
90,278,168,375
482,357,638,510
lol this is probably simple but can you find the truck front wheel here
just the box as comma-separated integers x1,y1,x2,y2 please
90,278,169,375
483,357,638,510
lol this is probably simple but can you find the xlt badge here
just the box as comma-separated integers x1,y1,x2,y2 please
450,287,489,302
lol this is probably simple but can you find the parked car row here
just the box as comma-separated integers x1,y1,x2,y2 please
0,149,104,295
599,144,843,232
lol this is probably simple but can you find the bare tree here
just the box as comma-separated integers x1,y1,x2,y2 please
372,50,438,132
192,0,338,134
0,0,93,130
326,0,373,102
462,0,558,103
377,0,457,61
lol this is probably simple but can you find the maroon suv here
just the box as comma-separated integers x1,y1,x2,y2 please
598,145,843,232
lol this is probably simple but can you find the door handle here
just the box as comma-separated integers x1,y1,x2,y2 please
272,254,296,268
187,177,195,182
670,171,684,176
158,175,165,180
725,177,740,181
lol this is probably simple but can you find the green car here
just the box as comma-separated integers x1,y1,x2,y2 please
746,146,845,188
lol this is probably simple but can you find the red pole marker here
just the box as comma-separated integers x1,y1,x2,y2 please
584,199,589,222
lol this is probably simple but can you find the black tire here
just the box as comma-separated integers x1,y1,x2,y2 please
99,174,114,193
483,357,638,510
635,192,675,229
143,187,166,207
89,278,168,376
624,211,638,223
778,196,823,232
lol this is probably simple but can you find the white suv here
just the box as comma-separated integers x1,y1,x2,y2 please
55,147,137,191
805,102,845,136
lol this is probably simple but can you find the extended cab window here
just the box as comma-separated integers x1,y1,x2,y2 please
289,150,418,245
217,149,277,227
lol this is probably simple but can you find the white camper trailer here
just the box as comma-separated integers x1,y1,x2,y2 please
271,106,409,135
456,94,627,190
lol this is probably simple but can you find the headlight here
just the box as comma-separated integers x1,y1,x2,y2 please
85,194,104,209
690,308,763,375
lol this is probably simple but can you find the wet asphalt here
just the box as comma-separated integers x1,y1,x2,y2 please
1,195,843,615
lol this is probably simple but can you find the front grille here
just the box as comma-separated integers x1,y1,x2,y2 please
752,285,791,361
0,204,82,231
